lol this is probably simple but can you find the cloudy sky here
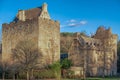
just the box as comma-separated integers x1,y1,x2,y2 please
0,0,120,39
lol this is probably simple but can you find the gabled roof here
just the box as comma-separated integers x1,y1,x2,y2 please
17,7,42,20
24,7,42,20
15,3,50,21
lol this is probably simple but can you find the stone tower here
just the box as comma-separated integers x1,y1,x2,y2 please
93,27,118,76
2,3,60,65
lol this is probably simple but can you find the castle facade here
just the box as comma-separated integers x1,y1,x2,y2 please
2,3,60,65
69,27,117,76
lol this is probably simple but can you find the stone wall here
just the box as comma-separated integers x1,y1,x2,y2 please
2,18,39,62
2,3,60,66
2,17,60,65
68,27,118,76
38,18,60,64
94,27,118,75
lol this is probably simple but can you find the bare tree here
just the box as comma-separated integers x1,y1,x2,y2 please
10,62,21,80
12,40,42,80
60,36,73,53
0,61,10,80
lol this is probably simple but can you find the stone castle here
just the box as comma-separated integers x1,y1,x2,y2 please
69,27,118,76
2,3,60,65
2,3,118,77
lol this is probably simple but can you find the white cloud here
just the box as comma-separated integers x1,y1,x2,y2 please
68,23,77,26
67,19,76,23
60,25,66,28
80,20,87,25
68,23,81,27
61,19,87,28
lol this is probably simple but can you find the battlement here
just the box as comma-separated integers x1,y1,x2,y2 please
2,18,38,33
2,17,59,35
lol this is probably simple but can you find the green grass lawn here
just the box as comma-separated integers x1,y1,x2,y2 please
63,77,120,80
86,77,120,80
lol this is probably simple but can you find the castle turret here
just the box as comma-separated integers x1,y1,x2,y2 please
18,10,25,21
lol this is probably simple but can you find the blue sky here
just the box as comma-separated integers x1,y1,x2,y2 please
0,0,120,40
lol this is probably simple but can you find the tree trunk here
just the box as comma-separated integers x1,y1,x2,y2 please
27,71,29,80
2,72,5,80
16,74,18,79
31,69,34,79
16,73,18,80
13,74,15,80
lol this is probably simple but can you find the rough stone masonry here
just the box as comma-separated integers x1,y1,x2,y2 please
69,27,118,76
2,3,60,65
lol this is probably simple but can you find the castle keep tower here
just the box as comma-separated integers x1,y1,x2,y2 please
2,3,60,65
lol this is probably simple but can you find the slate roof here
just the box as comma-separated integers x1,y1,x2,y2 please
17,7,42,20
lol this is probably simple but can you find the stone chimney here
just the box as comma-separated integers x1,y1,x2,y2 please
18,10,25,21
39,2,50,19
42,3,48,12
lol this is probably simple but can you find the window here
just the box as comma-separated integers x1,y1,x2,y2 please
86,42,88,45
90,43,92,45
97,44,99,46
